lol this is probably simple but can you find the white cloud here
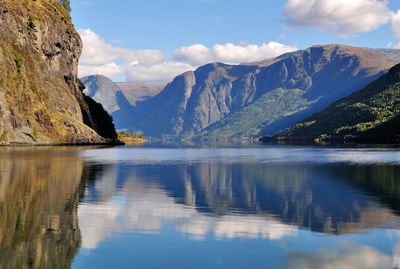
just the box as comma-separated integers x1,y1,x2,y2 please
78,29,121,66
174,44,212,66
79,62,123,80
392,10,400,48
78,29,189,83
125,62,194,82
174,42,297,66
213,42,297,64
283,0,394,36
78,29,296,83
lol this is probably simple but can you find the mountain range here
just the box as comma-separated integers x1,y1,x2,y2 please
83,45,400,140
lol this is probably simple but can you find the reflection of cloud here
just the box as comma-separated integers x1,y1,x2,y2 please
213,216,297,240
285,242,393,269
78,182,298,249
393,243,400,269
78,202,123,249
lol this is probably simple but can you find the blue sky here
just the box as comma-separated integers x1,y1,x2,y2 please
71,0,400,83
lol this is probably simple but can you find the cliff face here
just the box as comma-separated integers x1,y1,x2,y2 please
116,45,400,140
0,0,117,144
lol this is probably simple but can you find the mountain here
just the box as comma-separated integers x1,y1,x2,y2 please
0,0,118,144
276,62,400,143
117,81,165,104
81,74,164,114
116,45,400,140
81,75,122,113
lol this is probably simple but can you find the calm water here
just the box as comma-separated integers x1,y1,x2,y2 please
1,145,400,268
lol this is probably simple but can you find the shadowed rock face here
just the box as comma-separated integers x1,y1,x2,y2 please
113,45,400,140
0,0,117,144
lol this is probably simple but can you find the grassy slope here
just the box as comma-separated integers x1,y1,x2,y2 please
279,63,400,142
192,88,316,140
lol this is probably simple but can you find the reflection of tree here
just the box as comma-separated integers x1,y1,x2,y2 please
331,165,400,215
121,162,400,235
0,148,84,269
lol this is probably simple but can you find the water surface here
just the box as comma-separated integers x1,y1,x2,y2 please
1,145,400,268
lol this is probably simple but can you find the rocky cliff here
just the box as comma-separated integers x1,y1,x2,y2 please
114,45,400,140
0,0,118,144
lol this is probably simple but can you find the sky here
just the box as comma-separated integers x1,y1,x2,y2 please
71,0,400,83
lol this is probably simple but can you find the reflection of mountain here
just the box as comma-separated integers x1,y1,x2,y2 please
81,160,400,237
125,163,400,235
0,148,84,269
78,169,298,249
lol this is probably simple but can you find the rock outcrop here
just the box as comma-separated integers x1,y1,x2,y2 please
0,0,118,144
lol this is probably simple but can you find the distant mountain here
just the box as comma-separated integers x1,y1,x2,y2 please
117,82,165,105
81,75,121,113
81,75,165,115
276,62,400,143
117,44,400,140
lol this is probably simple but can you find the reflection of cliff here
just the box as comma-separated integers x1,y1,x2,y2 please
110,162,400,235
0,148,84,269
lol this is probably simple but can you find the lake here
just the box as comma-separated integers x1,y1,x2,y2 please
1,145,400,268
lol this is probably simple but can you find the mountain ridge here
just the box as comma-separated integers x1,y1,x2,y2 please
119,44,400,140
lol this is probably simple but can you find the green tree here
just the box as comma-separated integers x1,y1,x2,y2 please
59,0,71,12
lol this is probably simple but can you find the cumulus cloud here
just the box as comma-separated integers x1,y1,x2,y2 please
78,29,297,83
174,42,297,66
124,62,193,82
174,44,212,66
78,29,121,66
392,10,400,48
283,0,394,36
78,29,192,83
